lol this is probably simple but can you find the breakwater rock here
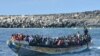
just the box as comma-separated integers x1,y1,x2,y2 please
0,10,100,28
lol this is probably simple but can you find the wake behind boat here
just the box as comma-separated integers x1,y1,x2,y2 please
7,28,91,56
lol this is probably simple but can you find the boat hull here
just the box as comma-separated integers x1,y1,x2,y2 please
7,40,90,56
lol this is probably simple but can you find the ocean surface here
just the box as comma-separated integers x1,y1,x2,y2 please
0,28,100,56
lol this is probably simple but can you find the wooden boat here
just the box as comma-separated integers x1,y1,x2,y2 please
7,34,91,56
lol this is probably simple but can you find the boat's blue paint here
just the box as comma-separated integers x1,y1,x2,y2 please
7,41,19,53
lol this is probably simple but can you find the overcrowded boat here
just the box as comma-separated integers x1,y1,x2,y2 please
7,28,91,56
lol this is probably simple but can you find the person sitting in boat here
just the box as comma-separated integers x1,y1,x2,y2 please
29,36,34,43
45,38,50,46
17,34,24,41
64,39,69,46
11,34,20,41
77,31,80,38
11,34,16,41
57,39,64,46
24,35,29,42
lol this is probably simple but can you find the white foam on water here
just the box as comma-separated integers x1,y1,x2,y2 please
89,27,92,30
96,47,100,49
74,27,77,29
89,46,100,49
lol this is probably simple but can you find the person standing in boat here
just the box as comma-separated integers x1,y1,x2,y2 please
84,26,90,49
84,26,88,36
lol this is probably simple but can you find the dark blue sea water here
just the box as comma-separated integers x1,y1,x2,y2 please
0,28,100,56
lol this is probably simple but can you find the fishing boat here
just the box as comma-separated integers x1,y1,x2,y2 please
7,28,91,56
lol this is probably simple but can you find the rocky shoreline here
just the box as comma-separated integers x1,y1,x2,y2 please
0,10,100,28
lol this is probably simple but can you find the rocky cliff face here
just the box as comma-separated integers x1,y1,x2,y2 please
0,10,100,28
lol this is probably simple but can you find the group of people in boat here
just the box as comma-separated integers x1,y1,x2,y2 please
11,28,91,47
